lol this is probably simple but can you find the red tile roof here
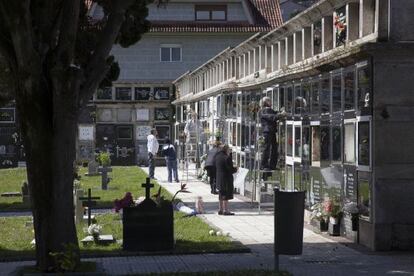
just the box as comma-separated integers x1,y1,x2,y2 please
250,0,283,28
87,0,283,33
150,0,283,33
150,21,273,33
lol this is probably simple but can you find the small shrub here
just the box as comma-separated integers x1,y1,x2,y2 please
97,152,111,167
49,243,79,272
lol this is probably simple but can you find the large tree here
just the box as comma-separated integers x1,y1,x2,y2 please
0,0,161,271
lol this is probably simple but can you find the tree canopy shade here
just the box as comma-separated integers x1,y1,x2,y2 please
0,0,164,271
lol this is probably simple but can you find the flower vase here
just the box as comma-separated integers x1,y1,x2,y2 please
351,213,359,231
319,218,328,232
328,216,341,236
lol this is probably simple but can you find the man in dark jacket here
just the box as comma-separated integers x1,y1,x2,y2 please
259,96,285,171
204,139,221,194
162,138,179,183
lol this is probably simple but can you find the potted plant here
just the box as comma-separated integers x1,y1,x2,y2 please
324,198,342,236
97,151,111,167
343,201,360,231
310,202,328,232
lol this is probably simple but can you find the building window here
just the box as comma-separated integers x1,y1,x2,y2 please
135,87,151,101
115,87,132,101
195,5,227,21
0,108,15,123
344,70,355,111
117,126,133,140
320,77,330,114
358,121,370,167
344,123,356,163
160,45,181,62
154,87,170,100
357,65,372,115
332,74,342,113
96,87,112,100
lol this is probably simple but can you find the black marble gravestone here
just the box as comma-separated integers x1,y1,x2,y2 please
122,177,174,252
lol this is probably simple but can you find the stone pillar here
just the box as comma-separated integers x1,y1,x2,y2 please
287,35,294,65
359,0,376,38
388,0,414,41
243,53,247,77
265,45,271,72
370,48,414,250
229,58,232,79
272,43,279,71
236,56,240,79
347,2,360,42
312,21,322,55
280,40,286,68
302,27,312,59
322,15,333,52
249,50,254,74
294,31,303,63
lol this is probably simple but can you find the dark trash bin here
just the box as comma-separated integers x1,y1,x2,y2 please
274,189,305,255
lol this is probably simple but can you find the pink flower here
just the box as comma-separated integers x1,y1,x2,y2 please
114,192,134,212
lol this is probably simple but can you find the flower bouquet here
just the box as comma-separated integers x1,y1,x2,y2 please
324,198,342,236
88,223,102,241
310,202,328,231
114,192,134,213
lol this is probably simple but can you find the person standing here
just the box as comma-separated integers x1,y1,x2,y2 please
259,96,285,171
147,129,159,179
162,138,179,183
204,138,221,194
215,145,237,215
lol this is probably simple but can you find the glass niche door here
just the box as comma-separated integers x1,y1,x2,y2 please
285,121,303,190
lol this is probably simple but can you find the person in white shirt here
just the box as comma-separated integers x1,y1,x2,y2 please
147,129,159,179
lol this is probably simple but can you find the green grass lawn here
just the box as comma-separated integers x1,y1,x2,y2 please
0,166,170,211
0,212,246,260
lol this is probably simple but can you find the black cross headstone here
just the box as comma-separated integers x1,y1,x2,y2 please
142,177,154,200
79,188,101,226
98,166,112,190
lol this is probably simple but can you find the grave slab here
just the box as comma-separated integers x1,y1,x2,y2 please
81,235,115,246
1,192,22,197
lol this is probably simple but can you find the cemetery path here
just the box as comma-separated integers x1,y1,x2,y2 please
1,166,414,275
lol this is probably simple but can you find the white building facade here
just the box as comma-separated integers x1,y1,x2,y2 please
173,0,414,250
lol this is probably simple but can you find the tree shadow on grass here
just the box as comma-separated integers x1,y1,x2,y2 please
0,239,250,262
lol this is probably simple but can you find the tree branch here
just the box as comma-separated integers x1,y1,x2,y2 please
79,0,135,106
0,0,40,80
55,0,81,67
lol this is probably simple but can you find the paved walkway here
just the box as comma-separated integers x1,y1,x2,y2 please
2,166,414,275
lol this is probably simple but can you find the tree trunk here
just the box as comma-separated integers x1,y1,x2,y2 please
17,75,80,271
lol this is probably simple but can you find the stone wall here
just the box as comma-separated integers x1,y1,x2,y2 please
147,2,248,22
371,45,414,250
111,34,250,82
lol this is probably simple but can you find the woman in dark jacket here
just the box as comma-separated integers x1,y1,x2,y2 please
215,145,237,215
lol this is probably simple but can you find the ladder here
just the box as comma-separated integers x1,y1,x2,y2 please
253,109,281,214
182,116,201,184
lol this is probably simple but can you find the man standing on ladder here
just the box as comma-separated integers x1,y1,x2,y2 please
259,97,285,177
